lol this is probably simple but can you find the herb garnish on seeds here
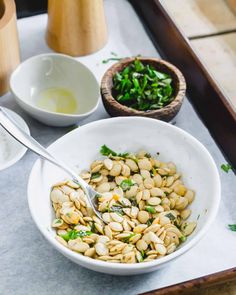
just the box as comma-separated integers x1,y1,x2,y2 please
113,59,174,111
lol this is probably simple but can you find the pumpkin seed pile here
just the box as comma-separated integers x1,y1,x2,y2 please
51,146,197,263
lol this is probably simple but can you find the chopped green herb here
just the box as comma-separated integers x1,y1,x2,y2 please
180,236,187,242
122,233,136,243
221,163,233,173
111,51,118,56
145,206,156,214
109,205,124,216
91,172,101,180
147,218,154,226
120,179,135,191
100,145,117,156
228,224,236,231
130,198,138,207
100,144,129,158
60,229,92,241
113,59,174,111
90,222,98,233
174,220,181,229
66,125,79,133
102,57,123,64
165,213,176,221
140,250,147,260
55,218,62,224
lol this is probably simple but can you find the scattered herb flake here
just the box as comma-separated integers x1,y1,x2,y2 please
111,51,118,56
91,172,101,180
120,179,135,192
228,224,236,232
221,163,233,173
140,250,147,260
100,145,117,156
102,57,123,64
145,206,156,214
165,213,176,221
90,222,97,233
100,145,129,158
67,125,79,133
130,198,138,207
60,229,92,241
109,205,124,216
180,236,187,242
147,218,154,226
122,233,136,243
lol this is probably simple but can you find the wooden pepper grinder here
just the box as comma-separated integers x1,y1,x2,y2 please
46,0,108,57
0,0,20,96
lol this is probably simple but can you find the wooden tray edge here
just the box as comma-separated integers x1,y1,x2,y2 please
141,267,236,295
129,0,236,168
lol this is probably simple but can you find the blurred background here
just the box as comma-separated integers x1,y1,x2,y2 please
14,0,236,111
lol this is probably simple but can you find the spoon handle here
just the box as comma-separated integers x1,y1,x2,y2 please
0,107,88,190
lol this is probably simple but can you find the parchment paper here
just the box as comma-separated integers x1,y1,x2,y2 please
0,1,235,294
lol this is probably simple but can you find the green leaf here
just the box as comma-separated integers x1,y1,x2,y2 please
122,233,136,243
134,59,144,72
153,70,168,79
109,205,124,216
145,206,156,214
111,51,118,56
140,250,147,260
91,172,101,180
100,145,130,158
102,57,123,64
228,224,236,231
147,218,154,226
165,213,176,221
100,145,117,156
221,163,233,173
120,179,135,191
130,198,138,207
180,236,187,242
60,230,92,241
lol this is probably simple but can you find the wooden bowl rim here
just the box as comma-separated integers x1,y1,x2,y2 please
101,57,186,116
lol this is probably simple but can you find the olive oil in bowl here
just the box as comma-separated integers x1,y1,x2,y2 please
36,88,78,114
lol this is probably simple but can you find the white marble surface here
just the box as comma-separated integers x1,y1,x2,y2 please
0,1,235,294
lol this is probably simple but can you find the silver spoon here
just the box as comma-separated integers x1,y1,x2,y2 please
0,107,102,220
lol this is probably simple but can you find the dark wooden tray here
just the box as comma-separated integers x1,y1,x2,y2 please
128,0,236,293
129,0,236,169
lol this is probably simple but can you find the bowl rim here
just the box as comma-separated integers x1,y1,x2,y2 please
10,53,100,118
101,57,186,116
28,116,221,271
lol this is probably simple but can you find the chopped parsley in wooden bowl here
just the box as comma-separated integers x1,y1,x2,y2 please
101,57,186,122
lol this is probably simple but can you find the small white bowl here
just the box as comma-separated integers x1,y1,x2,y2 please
10,54,99,127
0,108,30,170
28,117,221,275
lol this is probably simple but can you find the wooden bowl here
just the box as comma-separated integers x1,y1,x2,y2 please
101,57,186,121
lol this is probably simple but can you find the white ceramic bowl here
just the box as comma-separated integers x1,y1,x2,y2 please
10,54,99,127
28,117,220,275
